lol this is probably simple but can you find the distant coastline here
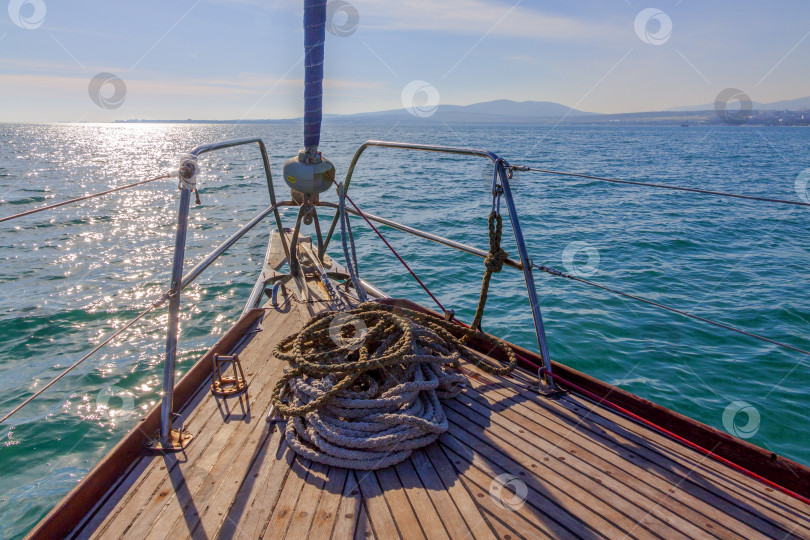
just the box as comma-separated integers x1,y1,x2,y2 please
113,98,810,127
113,110,810,127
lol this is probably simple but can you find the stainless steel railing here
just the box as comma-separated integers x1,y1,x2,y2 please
158,138,287,447
321,140,554,383
1,137,559,442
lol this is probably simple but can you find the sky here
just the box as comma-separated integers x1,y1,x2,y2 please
0,0,809,122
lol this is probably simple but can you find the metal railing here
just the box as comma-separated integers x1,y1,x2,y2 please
158,138,287,447
105,136,810,449
157,138,560,444
1,137,560,441
321,140,555,382
3,134,807,463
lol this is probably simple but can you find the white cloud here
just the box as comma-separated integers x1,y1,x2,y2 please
0,72,381,98
355,0,613,39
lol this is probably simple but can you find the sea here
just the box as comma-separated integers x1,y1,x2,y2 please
0,123,808,538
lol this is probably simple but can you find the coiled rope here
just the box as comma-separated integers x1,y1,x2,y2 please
269,302,516,469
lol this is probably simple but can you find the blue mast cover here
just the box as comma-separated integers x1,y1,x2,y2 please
303,0,326,151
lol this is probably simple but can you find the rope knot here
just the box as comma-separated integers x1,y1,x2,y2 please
484,247,508,273
486,210,507,269
470,211,507,332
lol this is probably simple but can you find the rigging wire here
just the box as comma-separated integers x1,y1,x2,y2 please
0,291,170,425
530,262,810,357
328,177,448,315
512,166,810,208
336,182,368,303
0,173,173,225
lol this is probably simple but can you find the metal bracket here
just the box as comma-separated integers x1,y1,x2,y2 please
537,369,565,398
211,354,248,398
146,412,193,452
266,281,289,308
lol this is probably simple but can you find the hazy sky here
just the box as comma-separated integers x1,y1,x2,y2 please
1,0,809,122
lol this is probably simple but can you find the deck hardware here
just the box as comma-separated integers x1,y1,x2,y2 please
211,354,248,397
146,412,192,453
159,138,286,448
178,154,202,205
300,241,347,312
537,368,566,398
267,281,288,308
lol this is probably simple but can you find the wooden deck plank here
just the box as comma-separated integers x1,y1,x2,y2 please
437,442,559,540
356,471,401,539
392,459,451,540
214,424,284,538
457,378,751,540
455,378,757,540
560,391,810,528
307,467,348,539
72,456,154,539
421,444,505,540
183,424,280,539
440,423,632,540
374,467,426,540
89,308,292,539
79,314,266,536
91,383,233,539
332,471,363,540
234,439,295,540
86,366,230,537
73,280,810,540
444,398,698,540
508,365,810,526
353,501,375,540
283,461,330,539
156,346,292,537
133,307,301,539
406,449,475,540
258,455,312,538
472,363,809,538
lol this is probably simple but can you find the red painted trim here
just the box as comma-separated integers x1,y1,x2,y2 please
540,368,810,505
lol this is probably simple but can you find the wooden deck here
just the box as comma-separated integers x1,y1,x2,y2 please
59,281,810,539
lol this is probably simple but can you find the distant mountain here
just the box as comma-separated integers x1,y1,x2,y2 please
670,95,810,112
760,96,810,110
443,99,593,117
326,99,596,125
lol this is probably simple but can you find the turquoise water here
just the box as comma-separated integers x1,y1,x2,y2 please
0,123,808,538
